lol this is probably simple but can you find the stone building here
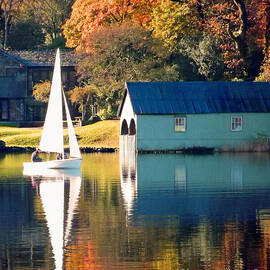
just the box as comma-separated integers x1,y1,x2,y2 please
0,49,76,125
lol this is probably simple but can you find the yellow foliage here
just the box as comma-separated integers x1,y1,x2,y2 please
150,0,200,50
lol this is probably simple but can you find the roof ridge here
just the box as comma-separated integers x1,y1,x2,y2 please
0,49,24,65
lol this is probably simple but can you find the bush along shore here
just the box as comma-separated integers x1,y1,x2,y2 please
0,143,117,153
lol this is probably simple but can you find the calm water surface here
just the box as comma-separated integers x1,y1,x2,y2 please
1,152,270,270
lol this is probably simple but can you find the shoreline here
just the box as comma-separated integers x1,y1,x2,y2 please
1,146,118,153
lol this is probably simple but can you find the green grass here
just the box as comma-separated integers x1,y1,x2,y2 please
0,120,120,148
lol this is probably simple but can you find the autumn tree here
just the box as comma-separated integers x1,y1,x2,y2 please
63,0,157,51
150,0,200,50
205,0,261,80
69,84,97,121
75,23,179,119
150,0,267,80
33,81,51,103
149,0,220,80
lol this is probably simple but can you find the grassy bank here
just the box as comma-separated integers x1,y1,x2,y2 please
0,120,120,149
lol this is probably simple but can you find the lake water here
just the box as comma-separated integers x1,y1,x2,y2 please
1,152,270,270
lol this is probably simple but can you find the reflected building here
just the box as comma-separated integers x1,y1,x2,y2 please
119,151,270,223
119,152,270,269
120,144,137,218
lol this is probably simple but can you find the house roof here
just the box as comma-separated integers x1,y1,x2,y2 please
118,81,270,115
0,49,76,67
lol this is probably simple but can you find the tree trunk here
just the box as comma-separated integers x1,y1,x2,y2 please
227,0,248,59
3,12,8,49
3,0,12,50
227,0,249,78
195,0,204,24
264,0,270,59
81,103,84,121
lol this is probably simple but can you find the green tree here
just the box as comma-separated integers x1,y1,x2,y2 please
7,21,45,49
16,0,74,48
76,23,179,118
178,33,224,80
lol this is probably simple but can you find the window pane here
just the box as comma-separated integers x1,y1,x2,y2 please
175,117,186,132
0,100,8,120
10,100,24,121
231,116,242,131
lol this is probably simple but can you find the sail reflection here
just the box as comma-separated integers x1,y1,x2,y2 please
25,169,82,270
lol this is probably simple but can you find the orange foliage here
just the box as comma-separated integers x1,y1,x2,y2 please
63,0,158,51
248,0,270,52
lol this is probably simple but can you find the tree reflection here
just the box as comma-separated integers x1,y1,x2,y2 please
65,153,270,270
2,153,270,269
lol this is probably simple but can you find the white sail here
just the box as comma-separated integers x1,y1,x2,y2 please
62,89,82,158
39,49,64,154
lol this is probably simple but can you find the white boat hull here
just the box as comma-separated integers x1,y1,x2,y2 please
23,158,82,170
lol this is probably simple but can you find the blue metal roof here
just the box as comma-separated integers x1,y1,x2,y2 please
124,82,270,114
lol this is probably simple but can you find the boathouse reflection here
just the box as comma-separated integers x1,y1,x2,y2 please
120,143,137,217
119,151,270,223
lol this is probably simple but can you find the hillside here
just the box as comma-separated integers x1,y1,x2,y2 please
0,120,120,149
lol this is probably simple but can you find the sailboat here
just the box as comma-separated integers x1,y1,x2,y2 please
23,49,82,170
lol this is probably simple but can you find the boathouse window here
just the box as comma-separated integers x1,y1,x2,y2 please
175,117,186,132
231,116,242,131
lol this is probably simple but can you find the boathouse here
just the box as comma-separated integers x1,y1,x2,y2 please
117,81,270,152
